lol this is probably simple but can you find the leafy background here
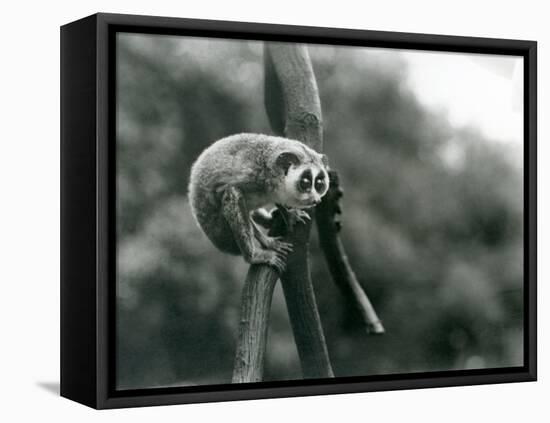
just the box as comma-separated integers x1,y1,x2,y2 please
116,33,523,389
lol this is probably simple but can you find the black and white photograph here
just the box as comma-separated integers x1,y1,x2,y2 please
3,0,548,421
115,31,526,390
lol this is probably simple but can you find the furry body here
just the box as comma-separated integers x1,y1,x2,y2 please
188,133,329,271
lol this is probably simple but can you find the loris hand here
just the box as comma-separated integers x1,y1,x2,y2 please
276,205,311,229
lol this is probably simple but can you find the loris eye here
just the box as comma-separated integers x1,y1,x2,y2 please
297,169,313,192
314,178,326,192
299,176,312,191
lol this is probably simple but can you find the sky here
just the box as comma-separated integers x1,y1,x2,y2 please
400,50,523,147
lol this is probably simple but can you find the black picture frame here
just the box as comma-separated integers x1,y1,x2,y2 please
60,12,537,409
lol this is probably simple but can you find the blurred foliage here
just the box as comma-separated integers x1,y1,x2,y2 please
116,33,524,389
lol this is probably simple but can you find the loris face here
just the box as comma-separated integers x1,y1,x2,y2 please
278,162,329,209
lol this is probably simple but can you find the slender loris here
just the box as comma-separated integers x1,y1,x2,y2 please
188,133,330,273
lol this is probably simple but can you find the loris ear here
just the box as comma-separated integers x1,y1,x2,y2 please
275,151,301,174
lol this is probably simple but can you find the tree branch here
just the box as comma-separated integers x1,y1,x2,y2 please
265,43,334,379
232,265,279,383
316,171,385,334
265,43,323,149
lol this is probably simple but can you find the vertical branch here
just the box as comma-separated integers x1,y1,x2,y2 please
265,43,334,379
232,265,279,383
316,171,385,334
265,44,323,150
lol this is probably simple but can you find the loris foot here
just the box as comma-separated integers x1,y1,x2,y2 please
263,236,293,254
250,249,288,274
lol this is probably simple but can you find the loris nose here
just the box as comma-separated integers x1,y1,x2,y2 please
313,198,321,205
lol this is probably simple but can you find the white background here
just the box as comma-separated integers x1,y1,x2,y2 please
0,0,546,421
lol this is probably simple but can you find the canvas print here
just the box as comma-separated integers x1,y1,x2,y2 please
115,32,524,390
